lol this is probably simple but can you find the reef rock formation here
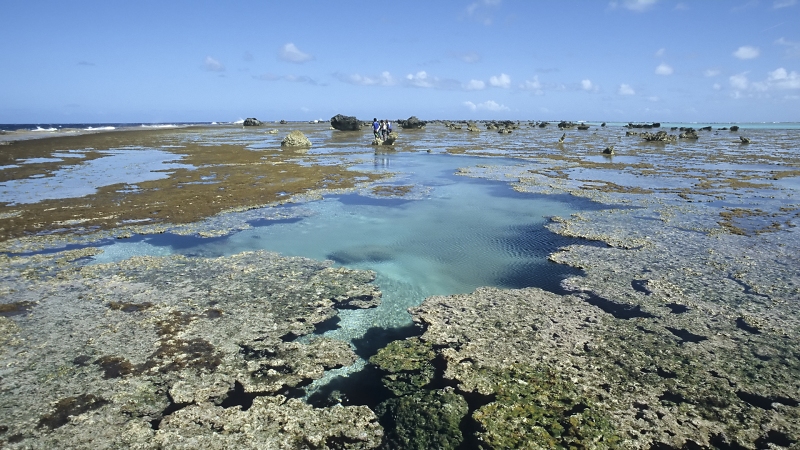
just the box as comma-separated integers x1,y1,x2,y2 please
0,250,384,448
330,114,361,131
243,118,262,126
399,116,426,130
372,132,398,146
281,130,312,147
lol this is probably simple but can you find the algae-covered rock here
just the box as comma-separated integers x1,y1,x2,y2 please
472,365,619,448
0,250,383,448
281,130,312,147
375,388,467,450
370,337,436,396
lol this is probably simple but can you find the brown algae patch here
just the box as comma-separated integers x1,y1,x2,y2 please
371,184,414,197
0,125,384,242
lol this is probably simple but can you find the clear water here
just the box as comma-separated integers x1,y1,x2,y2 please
90,152,603,396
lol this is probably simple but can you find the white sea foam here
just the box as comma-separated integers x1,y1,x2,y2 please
33,127,58,132
140,124,179,129
233,119,245,124
84,126,116,131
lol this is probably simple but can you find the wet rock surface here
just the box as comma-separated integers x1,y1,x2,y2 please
0,250,383,448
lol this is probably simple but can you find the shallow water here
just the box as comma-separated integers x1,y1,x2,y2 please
92,153,597,334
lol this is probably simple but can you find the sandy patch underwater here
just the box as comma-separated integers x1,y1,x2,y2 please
1,121,799,448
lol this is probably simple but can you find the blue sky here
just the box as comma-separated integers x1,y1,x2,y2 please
1,0,798,123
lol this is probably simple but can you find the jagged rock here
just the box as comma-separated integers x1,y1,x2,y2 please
603,145,615,154
700,126,712,131
643,131,677,143
679,128,699,139
577,123,591,130
538,122,548,128
740,136,751,144
466,123,480,132
558,133,566,144
267,129,278,134
372,132,398,146
280,120,288,124
558,121,577,129
243,118,262,126
399,116,426,129
627,122,661,129
498,128,512,134
730,125,740,132
281,130,312,147
330,114,361,131
601,122,607,127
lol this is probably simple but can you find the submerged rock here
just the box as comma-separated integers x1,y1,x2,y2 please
281,130,312,147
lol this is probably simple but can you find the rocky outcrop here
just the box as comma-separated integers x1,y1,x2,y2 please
399,116,426,130
642,131,677,143
466,123,480,132
243,118,262,126
626,122,661,129
330,114,361,131
0,251,384,448
679,128,699,139
372,132,398,146
281,130,312,147
558,121,577,129
740,136,751,144
603,145,614,154
577,123,591,130
730,125,740,132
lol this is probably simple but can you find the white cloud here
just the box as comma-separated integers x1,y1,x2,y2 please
464,0,501,25
655,48,666,57
254,73,318,85
406,71,434,88
730,73,749,90
581,79,595,90
773,0,797,8
463,100,509,111
713,83,722,90
648,96,660,102
279,43,313,63
765,67,800,89
610,0,658,11
618,83,636,95
336,71,395,86
704,69,721,77
204,56,225,72
775,37,800,58
404,71,460,90
733,46,760,59
464,79,486,90
519,77,543,94
489,73,511,88
655,63,674,75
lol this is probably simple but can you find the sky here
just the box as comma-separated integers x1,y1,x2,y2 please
1,0,799,124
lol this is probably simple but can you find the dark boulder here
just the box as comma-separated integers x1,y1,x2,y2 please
330,114,361,131
399,116,426,129
730,125,740,132
243,118,263,126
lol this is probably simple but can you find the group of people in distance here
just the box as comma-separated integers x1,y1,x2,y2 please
372,118,392,140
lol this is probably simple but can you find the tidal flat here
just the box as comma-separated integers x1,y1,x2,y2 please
1,122,799,448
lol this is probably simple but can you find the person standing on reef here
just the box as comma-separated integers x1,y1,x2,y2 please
385,119,392,138
373,118,380,139
380,120,387,140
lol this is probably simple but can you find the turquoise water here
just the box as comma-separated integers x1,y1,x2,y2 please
90,152,602,396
